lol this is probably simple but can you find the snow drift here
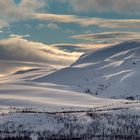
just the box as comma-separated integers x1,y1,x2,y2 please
33,40,140,99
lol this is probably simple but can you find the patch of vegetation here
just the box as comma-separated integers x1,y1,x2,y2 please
0,109,140,140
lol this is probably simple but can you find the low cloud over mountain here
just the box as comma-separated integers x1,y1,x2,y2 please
0,36,81,66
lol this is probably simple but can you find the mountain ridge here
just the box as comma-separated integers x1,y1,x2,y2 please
33,40,140,100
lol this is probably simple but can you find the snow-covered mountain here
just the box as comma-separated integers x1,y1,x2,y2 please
33,40,140,99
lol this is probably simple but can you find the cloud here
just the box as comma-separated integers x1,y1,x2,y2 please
52,43,111,52
0,36,81,66
71,32,140,42
0,19,9,29
34,13,140,29
80,18,140,29
68,17,140,29
0,0,45,28
9,34,30,38
0,0,44,19
47,23,60,30
34,13,79,23
37,23,61,30
37,23,47,29
67,0,140,15
0,0,140,30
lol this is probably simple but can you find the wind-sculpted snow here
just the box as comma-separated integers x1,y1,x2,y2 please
0,83,119,111
34,40,140,99
72,40,140,65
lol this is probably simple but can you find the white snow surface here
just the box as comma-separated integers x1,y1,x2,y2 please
0,40,140,112
33,40,140,99
0,40,140,139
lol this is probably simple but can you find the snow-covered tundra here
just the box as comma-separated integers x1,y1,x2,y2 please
0,40,140,139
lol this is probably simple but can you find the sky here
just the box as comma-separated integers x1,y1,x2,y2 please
0,0,140,75
0,0,140,44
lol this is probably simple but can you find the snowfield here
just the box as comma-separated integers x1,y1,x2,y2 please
0,40,140,139
34,40,140,99
0,83,121,111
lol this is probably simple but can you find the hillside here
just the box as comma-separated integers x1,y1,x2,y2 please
33,40,140,99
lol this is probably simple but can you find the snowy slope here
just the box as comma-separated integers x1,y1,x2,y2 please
0,40,140,140
33,40,140,99
0,82,122,111
0,40,140,112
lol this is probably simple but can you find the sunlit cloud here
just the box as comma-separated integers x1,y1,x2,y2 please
0,0,139,59
34,13,140,29
0,36,81,67
0,0,140,31
0,0,45,28
0,0,44,19
52,43,112,52
71,32,140,42
80,19,140,29
34,13,79,23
